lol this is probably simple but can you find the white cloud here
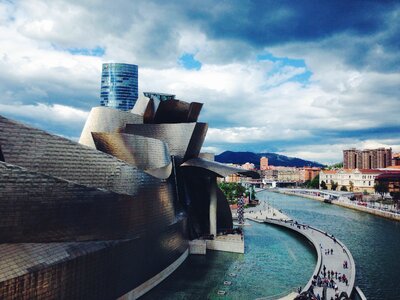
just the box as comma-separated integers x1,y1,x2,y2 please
0,0,398,164
0,102,89,128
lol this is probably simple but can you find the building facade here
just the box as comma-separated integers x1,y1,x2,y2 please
375,172,400,194
260,156,269,170
241,162,256,170
100,63,139,111
392,153,400,166
319,169,383,193
343,148,392,169
0,87,256,299
302,167,321,181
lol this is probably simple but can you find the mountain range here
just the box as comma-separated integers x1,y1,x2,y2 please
215,151,325,168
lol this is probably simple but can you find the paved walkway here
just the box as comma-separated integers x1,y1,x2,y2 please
245,206,356,299
245,202,292,222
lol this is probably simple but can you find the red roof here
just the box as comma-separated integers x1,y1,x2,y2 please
359,169,383,174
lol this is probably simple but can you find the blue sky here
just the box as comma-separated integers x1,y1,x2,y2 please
0,0,399,164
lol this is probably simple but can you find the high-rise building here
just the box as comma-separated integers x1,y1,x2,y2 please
343,148,392,169
100,63,138,111
392,153,400,166
260,156,269,170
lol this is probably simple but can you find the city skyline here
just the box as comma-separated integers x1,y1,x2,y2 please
0,0,399,164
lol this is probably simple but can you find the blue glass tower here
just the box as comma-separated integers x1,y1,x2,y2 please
100,63,138,111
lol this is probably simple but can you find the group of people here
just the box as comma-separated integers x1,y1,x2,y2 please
324,248,334,255
343,260,348,269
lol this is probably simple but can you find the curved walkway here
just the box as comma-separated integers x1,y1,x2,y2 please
263,218,355,299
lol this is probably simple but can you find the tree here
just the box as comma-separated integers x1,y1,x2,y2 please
390,192,400,210
218,182,246,204
374,182,389,200
340,186,348,192
330,180,338,191
327,162,343,170
320,180,327,190
308,174,320,189
349,181,354,192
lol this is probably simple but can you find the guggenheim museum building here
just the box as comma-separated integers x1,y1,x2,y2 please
0,63,254,299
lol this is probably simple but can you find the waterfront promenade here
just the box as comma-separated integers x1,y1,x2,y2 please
277,188,400,222
246,206,355,299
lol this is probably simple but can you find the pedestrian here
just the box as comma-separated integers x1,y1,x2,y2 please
298,286,302,293
331,248,333,255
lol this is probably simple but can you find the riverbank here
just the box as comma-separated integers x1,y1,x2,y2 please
276,188,400,222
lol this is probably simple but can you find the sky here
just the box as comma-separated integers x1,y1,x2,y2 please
0,0,399,165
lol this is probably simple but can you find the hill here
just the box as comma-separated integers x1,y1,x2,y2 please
215,151,325,168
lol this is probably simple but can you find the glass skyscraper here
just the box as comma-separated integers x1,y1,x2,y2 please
100,63,138,111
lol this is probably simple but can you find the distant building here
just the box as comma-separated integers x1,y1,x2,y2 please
260,156,269,170
241,162,255,170
302,167,321,181
263,166,302,182
319,169,384,193
392,153,400,166
100,63,138,111
375,172,400,194
343,148,392,169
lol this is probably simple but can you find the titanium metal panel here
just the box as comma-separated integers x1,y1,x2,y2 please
124,123,207,158
0,220,187,300
181,157,259,178
79,106,143,148
91,132,171,177
0,115,157,196
185,123,208,159
153,99,203,123
0,161,178,242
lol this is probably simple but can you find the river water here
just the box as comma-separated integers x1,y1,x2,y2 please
143,190,399,299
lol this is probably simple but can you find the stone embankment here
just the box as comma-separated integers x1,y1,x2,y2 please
278,188,400,222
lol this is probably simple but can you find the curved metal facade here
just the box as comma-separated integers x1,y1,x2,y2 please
0,89,244,299
79,106,143,148
91,132,172,178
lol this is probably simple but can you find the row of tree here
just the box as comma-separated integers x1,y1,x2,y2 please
319,179,354,192
319,179,400,208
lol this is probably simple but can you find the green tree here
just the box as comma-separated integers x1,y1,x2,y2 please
218,182,246,204
330,180,338,191
390,192,400,210
349,181,354,192
340,186,348,192
374,182,388,200
307,174,320,189
327,162,343,169
320,180,327,190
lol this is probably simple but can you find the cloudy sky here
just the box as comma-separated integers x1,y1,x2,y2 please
0,0,399,164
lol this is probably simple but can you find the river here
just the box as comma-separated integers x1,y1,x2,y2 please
143,190,399,299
